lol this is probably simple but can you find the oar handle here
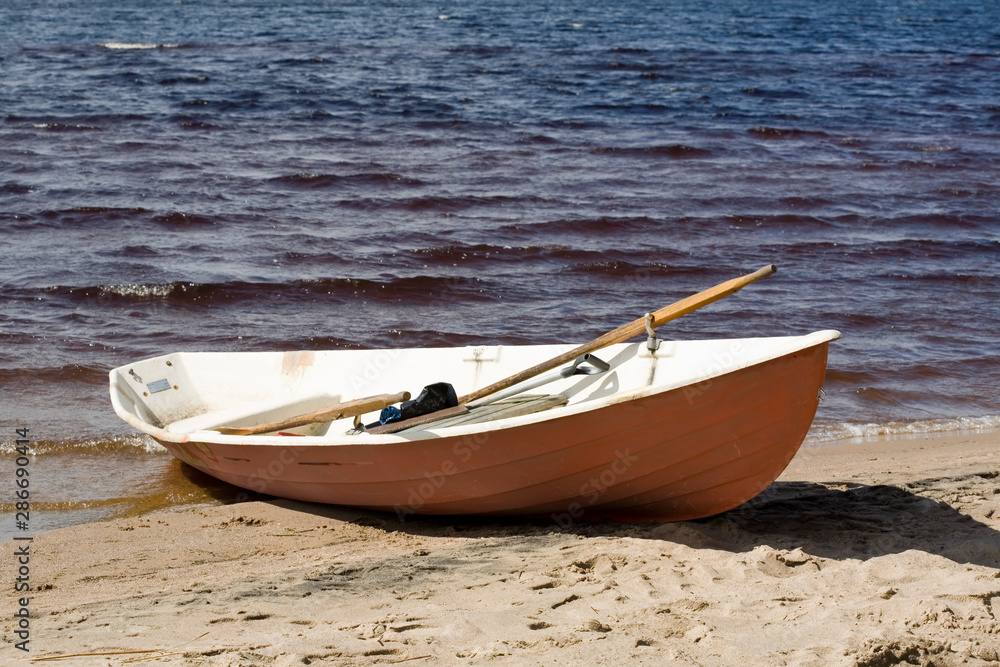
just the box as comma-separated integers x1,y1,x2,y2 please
457,264,776,405
214,391,411,436
646,263,775,327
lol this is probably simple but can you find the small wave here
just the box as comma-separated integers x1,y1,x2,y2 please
54,283,178,299
852,386,905,406
98,42,183,50
0,182,33,194
590,144,712,159
724,213,834,229
269,172,425,190
779,238,1000,270
169,114,223,130
8,112,149,130
874,271,997,287
807,415,1000,444
151,211,217,227
777,195,837,209
275,56,332,66
741,87,809,100
180,97,263,112
518,133,559,145
748,126,829,140
38,206,150,223
157,75,210,86
824,368,881,384
337,194,549,214
511,216,661,236
45,276,500,307
0,364,108,386
281,249,348,266
610,46,650,55
887,212,989,229
905,143,957,153
0,434,165,456
444,45,516,57
31,122,103,132
895,158,962,171
409,243,601,265
568,260,684,277
120,244,165,258
583,101,670,113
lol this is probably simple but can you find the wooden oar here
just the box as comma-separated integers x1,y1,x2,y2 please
457,264,777,405
212,391,411,436
367,265,776,436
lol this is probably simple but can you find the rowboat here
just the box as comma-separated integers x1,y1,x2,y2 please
108,266,841,522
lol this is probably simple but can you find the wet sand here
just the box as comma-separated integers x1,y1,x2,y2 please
3,430,999,666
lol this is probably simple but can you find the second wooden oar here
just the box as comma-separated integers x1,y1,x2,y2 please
457,264,776,405
213,391,411,436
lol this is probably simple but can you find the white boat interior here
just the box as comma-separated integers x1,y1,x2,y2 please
110,330,841,445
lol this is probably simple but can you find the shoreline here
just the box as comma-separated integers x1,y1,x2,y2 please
3,429,998,665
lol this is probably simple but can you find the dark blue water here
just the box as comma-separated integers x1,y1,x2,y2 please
2,0,999,535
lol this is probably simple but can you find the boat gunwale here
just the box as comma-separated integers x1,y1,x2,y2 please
110,329,842,447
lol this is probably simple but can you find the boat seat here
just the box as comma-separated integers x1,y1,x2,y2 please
165,392,342,434
406,394,568,432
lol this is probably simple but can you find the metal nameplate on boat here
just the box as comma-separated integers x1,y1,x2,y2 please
147,379,172,394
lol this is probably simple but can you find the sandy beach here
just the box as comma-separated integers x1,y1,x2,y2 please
3,430,998,666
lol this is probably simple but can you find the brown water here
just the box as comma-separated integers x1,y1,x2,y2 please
3,0,999,538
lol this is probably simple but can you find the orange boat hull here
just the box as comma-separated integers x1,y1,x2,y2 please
158,340,831,523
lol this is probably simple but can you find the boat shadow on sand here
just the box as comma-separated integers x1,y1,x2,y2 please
430,475,998,569
665,475,1000,570
200,466,1000,571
